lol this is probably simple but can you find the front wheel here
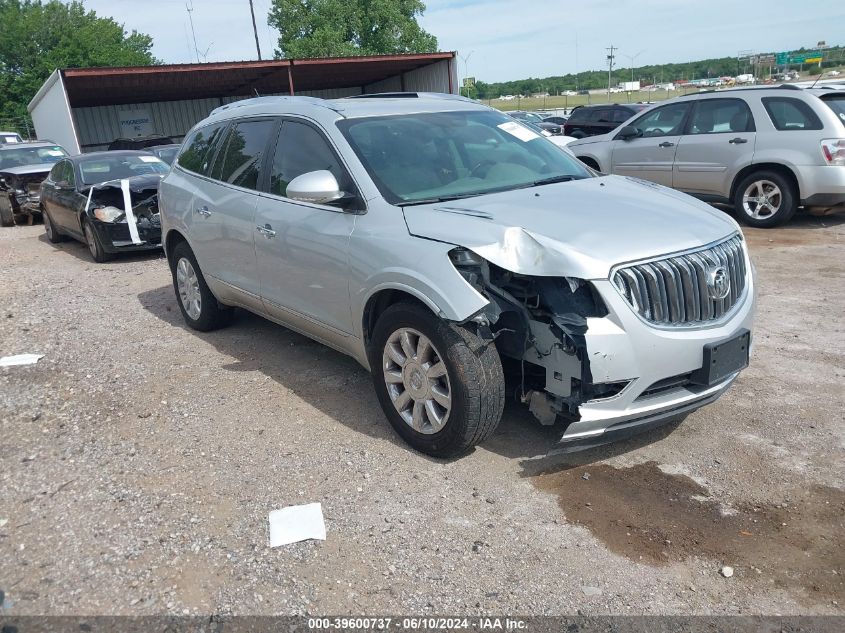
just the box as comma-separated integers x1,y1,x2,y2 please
369,303,505,458
83,219,114,262
169,241,233,331
733,171,797,228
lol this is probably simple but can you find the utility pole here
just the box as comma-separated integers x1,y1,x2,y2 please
248,0,262,60
186,1,199,63
606,44,617,99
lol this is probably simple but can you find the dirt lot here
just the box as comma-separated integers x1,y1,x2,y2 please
1,213,843,616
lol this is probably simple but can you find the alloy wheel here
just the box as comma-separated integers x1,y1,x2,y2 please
382,327,451,434
742,179,782,220
176,257,202,320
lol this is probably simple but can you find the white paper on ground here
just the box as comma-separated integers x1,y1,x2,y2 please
0,353,44,367
269,502,326,547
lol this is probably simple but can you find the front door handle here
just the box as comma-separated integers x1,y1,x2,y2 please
196,205,212,217
729,137,748,144
658,141,674,148
256,223,276,238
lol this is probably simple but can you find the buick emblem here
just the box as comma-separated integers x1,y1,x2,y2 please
706,266,730,300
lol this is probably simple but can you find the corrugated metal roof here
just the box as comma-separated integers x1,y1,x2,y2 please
61,53,455,107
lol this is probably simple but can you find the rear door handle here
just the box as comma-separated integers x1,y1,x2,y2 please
256,224,276,238
658,141,674,148
729,137,748,144
196,205,212,217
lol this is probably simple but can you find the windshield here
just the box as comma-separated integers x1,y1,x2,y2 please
337,110,591,205
79,154,169,185
821,95,845,127
0,145,67,169
154,146,179,164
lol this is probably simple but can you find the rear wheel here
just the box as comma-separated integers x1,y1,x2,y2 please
83,219,114,262
369,303,505,458
733,170,797,228
170,241,233,331
43,209,64,243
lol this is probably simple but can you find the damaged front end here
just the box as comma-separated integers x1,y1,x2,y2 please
449,247,618,427
84,175,162,250
0,167,50,226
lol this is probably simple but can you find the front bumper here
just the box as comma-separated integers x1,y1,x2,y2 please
92,218,162,254
557,264,756,445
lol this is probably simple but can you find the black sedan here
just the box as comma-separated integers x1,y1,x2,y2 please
40,151,169,262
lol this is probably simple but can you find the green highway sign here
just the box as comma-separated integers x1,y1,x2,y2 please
776,51,823,65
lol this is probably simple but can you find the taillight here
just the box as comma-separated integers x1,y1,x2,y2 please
821,139,845,166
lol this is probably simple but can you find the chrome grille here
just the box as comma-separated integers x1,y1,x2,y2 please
612,234,747,325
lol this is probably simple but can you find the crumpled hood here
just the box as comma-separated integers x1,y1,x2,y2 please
0,162,54,177
81,173,163,194
402,175,739,280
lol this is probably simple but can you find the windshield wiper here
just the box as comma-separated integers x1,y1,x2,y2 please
399,192,485,207
532,174,584,186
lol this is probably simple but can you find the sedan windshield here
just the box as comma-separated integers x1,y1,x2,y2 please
0,145,67,169
337,110,591,205
78,154,169,185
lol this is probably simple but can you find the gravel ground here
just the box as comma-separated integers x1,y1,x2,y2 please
0,214,843,616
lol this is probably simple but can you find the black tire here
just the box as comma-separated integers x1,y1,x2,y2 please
82,218,114,262
369,302,505,458
169,241,233,331
0,196,14,227
43,208,64,243
732,170,797,228
570,129,586,139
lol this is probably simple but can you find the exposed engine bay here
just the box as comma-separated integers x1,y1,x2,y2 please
0,167,50,226
83,175,161,246
449,247,620,426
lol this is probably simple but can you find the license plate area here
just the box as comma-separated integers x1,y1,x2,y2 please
691,329,750,386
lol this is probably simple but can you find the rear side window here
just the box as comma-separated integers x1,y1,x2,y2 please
567,108,587,122
762,97,823,131
269,120,353,199
821,95,845,127
209,119,277,189
688,98,755,134
611,108,633,123
590,109,612,122
177,123,226,175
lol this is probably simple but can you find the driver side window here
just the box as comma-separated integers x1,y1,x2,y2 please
632,103,691,137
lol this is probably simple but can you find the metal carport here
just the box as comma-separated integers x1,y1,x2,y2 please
28,52,457,154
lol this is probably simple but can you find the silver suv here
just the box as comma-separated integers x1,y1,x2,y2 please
159,93,756,457
569,85,845,227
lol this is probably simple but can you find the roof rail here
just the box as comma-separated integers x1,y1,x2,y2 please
346,92,474,102
678,83,805,98
210,95,327,115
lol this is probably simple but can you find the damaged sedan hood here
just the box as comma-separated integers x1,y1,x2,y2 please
402,175,739,280
0,162,54,177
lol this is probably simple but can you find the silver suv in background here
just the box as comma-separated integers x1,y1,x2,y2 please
159,94,756,457
569,85,845,227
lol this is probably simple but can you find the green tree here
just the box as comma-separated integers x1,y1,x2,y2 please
0,0,157,133
268,0,437,58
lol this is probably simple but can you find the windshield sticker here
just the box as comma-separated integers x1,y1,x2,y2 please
497,121,540,142
45,150,64,156
138,155,161,163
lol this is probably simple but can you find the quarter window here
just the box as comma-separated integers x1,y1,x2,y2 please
209,119,277,189
269,121,353,199
688,99,754,134
762,97,823,131
176,123,226,175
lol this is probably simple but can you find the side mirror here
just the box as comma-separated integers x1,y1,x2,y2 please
617,125,640,140
286,170,347,205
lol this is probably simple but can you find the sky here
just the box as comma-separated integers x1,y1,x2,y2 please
82,0,845,83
